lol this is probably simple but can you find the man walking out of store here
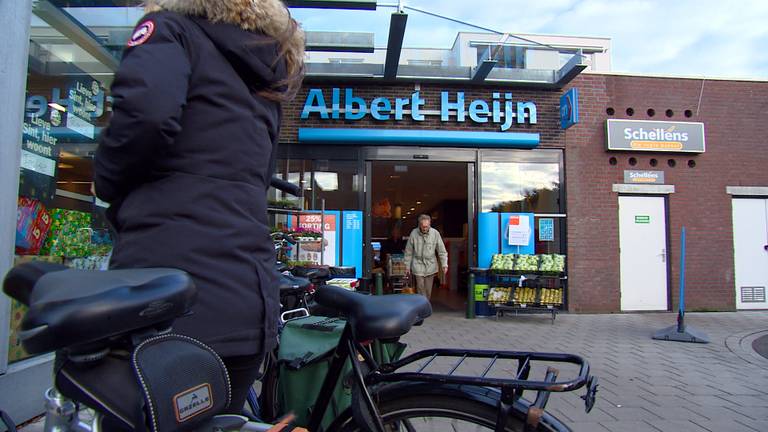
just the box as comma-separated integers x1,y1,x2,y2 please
404,214,448,299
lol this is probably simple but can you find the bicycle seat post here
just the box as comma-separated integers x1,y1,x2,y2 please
44,387,78,430
43,387,97,432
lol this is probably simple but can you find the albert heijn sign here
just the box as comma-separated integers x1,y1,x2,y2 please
300,88,539,132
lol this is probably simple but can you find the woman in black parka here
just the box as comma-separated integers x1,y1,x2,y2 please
93,0,304,412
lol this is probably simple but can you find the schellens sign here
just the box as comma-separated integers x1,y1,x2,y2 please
606,119,705,153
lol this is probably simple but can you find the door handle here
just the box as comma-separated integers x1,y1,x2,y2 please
659,249,666,263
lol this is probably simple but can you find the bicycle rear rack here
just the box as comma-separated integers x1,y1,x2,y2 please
372,348,598,429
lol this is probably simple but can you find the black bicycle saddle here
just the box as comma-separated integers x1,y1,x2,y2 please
314,284,432,341
3,262,196,354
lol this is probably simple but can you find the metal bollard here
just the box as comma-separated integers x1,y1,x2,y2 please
374,272,384,296
467,272,476,319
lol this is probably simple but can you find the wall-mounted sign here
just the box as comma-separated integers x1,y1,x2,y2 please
539,218,555,241
301,88,538,132
560,88,579,129
607,119,705,153
624,170,665,185
635,215,651,224
507,214,531,246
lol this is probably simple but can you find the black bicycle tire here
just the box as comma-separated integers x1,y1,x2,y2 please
331,383,569,432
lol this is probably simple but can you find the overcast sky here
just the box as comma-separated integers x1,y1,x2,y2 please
292,0,768,79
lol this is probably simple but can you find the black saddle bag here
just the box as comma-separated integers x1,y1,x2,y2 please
56,333,230,431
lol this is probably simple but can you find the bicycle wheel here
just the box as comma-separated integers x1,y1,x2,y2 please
332,383,569,432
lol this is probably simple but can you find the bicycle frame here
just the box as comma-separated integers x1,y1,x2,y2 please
295,320,596,432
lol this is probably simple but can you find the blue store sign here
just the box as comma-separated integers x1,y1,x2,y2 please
560,88,579,130
301,88,538,132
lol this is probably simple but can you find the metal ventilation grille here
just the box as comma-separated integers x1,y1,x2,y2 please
741,287,766,303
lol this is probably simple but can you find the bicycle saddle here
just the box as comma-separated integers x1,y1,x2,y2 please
279,272,312,295
3,262,196,355
314,285,432,341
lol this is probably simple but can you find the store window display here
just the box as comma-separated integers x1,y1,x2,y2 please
9,12,119,363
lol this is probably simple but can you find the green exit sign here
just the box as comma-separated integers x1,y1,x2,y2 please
635,215,651,224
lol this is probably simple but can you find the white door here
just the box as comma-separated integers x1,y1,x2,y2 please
619,196,668,311
732,199,768,310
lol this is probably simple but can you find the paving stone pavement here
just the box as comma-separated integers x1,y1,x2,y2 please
18,310,768,431
398,310,768,431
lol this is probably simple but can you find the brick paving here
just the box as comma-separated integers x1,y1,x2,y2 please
400,310,768,431
20,310,768,431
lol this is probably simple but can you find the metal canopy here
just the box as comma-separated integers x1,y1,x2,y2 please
48,0,378,9
472,60,498,83
287,0,377,9
33,0,120,71
306,55,588,89
383,12,408,80
37,0,589,88
306,31,374,53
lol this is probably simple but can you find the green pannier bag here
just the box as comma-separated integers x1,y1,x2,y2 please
276,315,408,429
276,316,352,429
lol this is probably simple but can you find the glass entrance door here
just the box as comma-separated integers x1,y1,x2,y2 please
364,148,475,311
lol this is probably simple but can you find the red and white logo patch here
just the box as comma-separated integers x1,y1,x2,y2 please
127,20,155,47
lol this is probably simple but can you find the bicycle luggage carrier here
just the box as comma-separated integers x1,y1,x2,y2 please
373,348,598,415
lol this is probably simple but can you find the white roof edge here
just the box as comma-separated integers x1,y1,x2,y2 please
456,31,612,41
584,70,768,83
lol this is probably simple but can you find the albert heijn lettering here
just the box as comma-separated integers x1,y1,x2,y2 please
301,88,538,131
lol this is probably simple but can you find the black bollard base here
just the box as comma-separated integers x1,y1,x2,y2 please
653,324,710,344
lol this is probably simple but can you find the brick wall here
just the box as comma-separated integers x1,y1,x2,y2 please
565,73,768,312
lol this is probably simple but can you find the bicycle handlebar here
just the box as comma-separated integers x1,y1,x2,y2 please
270,177,302,197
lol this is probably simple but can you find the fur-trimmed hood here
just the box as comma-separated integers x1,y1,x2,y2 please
144,0,294,38
144,0,304,96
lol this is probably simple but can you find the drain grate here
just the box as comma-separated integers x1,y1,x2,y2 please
741,286,766,303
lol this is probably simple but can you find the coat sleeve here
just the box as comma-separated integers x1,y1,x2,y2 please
435,230,448,269
403,231,415,272
94,13,191,203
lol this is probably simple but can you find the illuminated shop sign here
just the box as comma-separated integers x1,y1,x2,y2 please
607,119,705,153
301,88,538,132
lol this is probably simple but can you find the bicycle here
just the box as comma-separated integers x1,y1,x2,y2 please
4,261,598,432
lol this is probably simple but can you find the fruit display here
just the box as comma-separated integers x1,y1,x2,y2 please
490,254,515,271
327,278,358,291
514,254,539,272
540,288,563,305
513,287,537,304
487,287,511,304
539,254,566,273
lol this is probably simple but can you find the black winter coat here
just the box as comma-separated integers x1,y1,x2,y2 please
94,11,285,357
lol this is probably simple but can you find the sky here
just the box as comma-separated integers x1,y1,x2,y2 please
292,0,768,79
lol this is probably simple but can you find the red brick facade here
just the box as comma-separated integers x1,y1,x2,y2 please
280,74,768,313
565,74,768,312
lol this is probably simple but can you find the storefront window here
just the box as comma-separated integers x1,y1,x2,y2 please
481,161,561,214
272,159,361,212
9,6,133,364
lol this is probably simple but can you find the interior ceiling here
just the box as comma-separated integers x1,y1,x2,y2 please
372,161,467,220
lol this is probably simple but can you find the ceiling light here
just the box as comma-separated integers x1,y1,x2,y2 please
416,201,422,205
48,102,67,112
